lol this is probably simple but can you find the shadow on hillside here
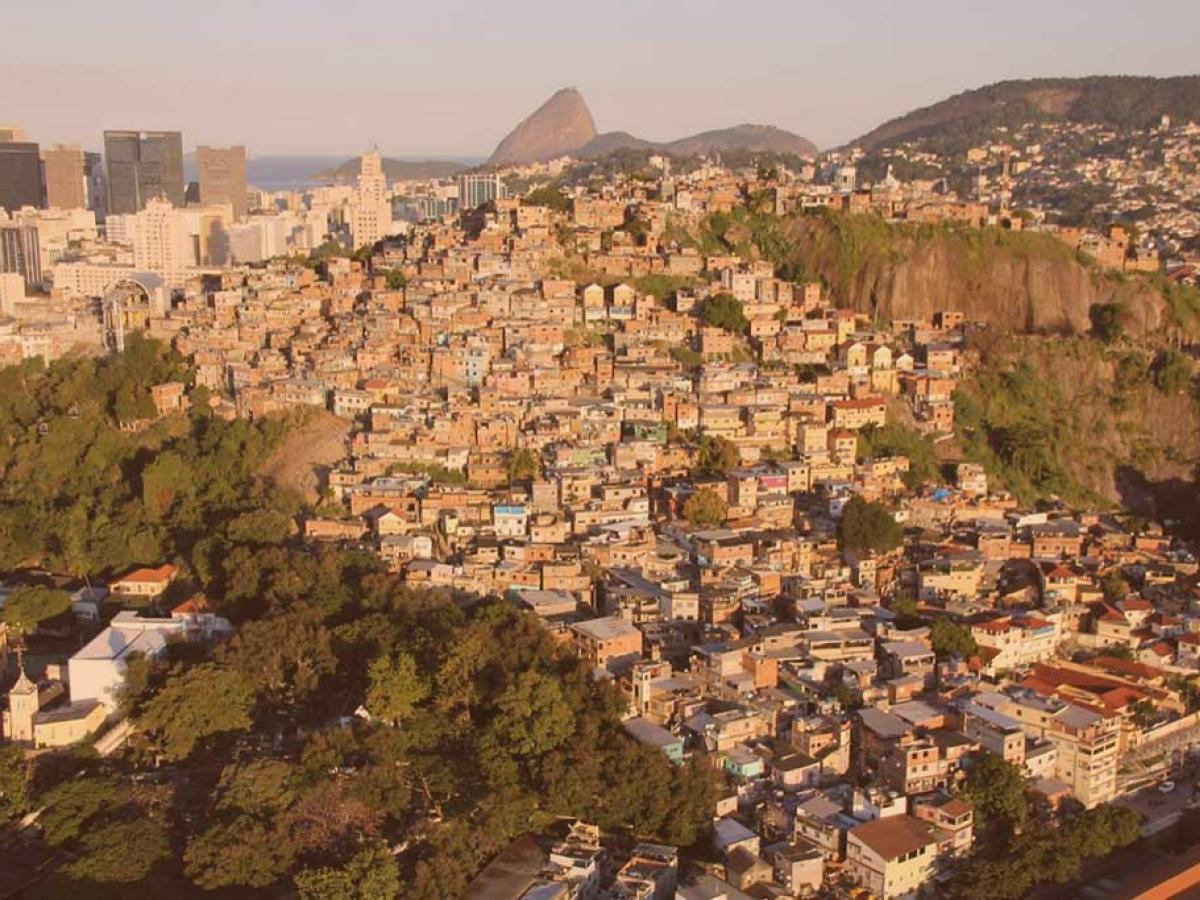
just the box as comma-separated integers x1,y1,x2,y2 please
1115,465,1199,538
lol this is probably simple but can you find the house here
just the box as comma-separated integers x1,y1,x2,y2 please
109,563,178,600
569,616,643,673
623,716,685,764
845,815,939,899
68,611,184,711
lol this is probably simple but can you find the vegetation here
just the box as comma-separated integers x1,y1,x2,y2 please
1150,347,1194,395
957,752,1028,832
524,185,570,212
697,293,749,334
1,584,71,636
683,489,728,527
836,496,903,556
857,422,942,487
634,273,696,302
693,435,739,478
945,803,1141,899
387,460,467,486
930,619,979,660
505,447,539,484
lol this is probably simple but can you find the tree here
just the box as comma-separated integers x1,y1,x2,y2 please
1090,301,1126,342
683,489,728,527
836,496,902,555
384,270,407,290
294,842,400,899
698,293,749,334
505,447,539,484
694,435,738,478
1151,348,1193,395
1100,570,1130,604
931,619,979,660
136,663,255,762
38,776,124,846
1,585,70,636
0,744,29,822
959,751,1028,831
365,651,429,725
63,817,170,883
223,605,336,707
185,814,295,890
478,670,575,783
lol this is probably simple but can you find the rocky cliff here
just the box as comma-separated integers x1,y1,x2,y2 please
781,214,1165,335
487,87,598,166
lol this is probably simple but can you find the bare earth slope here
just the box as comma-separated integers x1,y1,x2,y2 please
257,410,352,503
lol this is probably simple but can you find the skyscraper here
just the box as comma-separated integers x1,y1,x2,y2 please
0,223,42,287
104,130,184,215
196,145,248,220
0,142,44,212
43,144,88,210
349,151,392,249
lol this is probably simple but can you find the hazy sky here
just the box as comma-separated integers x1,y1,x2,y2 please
4,0,1197,158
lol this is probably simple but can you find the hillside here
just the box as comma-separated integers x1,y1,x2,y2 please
313,157,468,183
950,333,1200,515
580,123,817,159
851,75,1200,151
487,87,598,166
756,212,1169,335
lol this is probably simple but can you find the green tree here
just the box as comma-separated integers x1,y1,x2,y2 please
294,843,400,900
63,817,170,883
836,495,902,555
38,776,124,845
959,751,1028,831
1090,301,1127,342
222,605,336,706
1,585,70,636
478,670,575,783
1100,570,1130,603
1151,348,1194,394
505,447,539,484
931,618,979,660
694,435,738,478
136,663,255,762
698,293,749,334
0,744,29,821
384,270,407,290
185,814,295,890
365,651,429,725
683,489,728,527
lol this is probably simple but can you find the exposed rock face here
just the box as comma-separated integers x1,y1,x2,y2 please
487,88,598,166
784,217,1165,335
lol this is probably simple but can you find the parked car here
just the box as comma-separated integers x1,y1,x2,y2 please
1159,781,1176,794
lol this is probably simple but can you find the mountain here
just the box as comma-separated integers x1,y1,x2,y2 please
580,123,817,159
313,157,468,183
850,75,1200,151
487,87,598,166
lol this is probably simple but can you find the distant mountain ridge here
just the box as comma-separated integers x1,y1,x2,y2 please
580,123,817,160
850,74,1200,151
487,87,817,166
313,157,468,183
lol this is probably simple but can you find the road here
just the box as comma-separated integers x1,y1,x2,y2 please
1116,766,1199,836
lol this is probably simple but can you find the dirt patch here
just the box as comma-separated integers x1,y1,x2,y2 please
257,410,352,503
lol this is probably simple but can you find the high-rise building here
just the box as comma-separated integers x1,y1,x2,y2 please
104,130,184,214
132,198,193,286
0,223,42,287
43,144,89,210
0,126,27,143
349,151,392,250
458,172,505,210
0,143,43,212
195,145,248,221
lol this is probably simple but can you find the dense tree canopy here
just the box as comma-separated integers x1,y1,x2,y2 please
697,293,749,334
683,488,728,527
1,585,70,636
837,495,903,555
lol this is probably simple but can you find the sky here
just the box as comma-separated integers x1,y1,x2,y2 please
3,0,1198,158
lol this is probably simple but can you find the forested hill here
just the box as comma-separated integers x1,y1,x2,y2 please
850,75,1200,152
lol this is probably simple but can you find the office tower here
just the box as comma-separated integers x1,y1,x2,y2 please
458,172,505,210
0,143,43,212
0,224,42,287
0,126,27,143
349,151,391,249
104,130,184,214
196,145,248,221
43,144,89,209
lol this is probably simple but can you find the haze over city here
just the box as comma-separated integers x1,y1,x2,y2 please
5,0,1199,155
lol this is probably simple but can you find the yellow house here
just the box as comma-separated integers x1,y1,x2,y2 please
846,815,938,899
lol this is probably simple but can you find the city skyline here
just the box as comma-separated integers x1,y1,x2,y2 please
3,0,1198,157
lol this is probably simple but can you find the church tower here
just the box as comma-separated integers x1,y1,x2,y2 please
6,656,39,745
